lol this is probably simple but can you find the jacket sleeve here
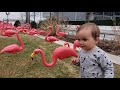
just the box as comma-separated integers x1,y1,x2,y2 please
99,52,114,78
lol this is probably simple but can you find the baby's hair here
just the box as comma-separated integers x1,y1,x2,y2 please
76,23,100,40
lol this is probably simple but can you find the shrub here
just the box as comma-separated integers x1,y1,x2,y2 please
30,21,37,29
38,16,69,36
14,20,21,27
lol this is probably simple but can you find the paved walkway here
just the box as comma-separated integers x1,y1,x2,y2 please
35,35,120,65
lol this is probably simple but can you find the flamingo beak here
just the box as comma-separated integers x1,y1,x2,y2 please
30,52,35,60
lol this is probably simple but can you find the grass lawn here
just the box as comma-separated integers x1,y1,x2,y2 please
0,34,120,78
0,34,79,78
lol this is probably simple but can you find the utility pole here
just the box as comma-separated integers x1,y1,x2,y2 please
6,12,10,23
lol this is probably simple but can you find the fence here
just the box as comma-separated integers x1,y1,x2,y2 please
61,25,120,40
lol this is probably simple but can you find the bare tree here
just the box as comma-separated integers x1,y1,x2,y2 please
30,12,40,22
26,12,30,23
50,12,52,18
86,12,91,23
34,12,35,21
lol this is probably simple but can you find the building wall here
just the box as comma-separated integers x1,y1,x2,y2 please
42,12,94,21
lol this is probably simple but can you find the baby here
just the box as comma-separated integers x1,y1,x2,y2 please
71,23,114,78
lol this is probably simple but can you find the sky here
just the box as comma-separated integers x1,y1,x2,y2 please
0,12,45,24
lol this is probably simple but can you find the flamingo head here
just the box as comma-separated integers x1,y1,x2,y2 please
64,42,70,48
30,48,43,60
30,52,35,60
47,26,52,29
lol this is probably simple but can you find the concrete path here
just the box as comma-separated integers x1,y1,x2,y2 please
35,35,120,65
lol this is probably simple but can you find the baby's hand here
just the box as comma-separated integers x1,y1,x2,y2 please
71,58,79,65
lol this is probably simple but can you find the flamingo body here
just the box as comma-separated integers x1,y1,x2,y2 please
0,44,23,54
0,31,24,54
31,46,78,67
56,25,66,37
45,36,59,42
28,30,38,35
2,29,16,37
37,30,46,35
53,47,78,60
56,32,66,37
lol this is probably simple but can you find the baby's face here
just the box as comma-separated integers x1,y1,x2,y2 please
76,29,98,51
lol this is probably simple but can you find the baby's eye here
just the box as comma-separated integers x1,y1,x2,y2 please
83,39,87,41
77,39,80,41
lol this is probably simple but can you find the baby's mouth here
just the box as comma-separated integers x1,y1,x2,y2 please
81,45,85,48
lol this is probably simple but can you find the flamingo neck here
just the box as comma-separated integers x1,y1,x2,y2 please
45,27,52,40
64,42,70,48
56,26,59,35
39,50,57,67
16,31,24,50
73,44,76,51
67,43,70,48
1,23,5,35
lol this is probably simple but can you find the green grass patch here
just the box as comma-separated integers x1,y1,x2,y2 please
0,34,79,78
0,34,119,78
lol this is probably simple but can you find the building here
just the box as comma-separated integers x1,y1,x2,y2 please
94,12,120,20
42,12,88,21
1,12,120,24
42,12,120,21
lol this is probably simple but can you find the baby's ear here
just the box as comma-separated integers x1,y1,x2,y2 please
96,37,99,43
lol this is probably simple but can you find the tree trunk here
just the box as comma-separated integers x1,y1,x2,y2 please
34,12,35,22
26,12,30,23
86,12,91,23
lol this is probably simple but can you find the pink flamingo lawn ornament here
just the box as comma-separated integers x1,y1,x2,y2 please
16,23,31,34
27,28,38,36
21,28,37,36
64,41,80,51
0,30,24,54
45,26,59,42
1,22,16,37
30,43,78,67
56,25,66,37
37,29,47,35
73,40,80,51
1,29,16,37
18,28,37,36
